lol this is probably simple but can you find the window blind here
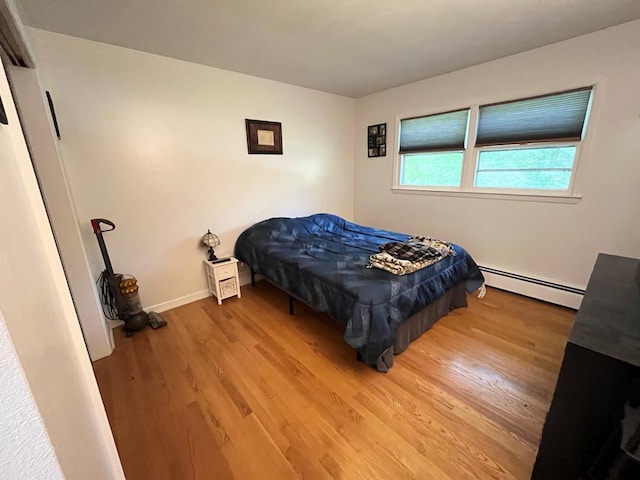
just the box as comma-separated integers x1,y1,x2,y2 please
476,87,592,146
399,109,469,154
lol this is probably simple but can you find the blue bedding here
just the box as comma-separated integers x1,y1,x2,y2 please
234,213,484,366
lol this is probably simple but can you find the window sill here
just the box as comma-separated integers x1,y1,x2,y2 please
391,187,582,204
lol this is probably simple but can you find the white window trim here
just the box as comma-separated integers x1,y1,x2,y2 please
390,187,582,203
391,103,472,191
468,141,582,196
391,81,603,204
398,150,465,192
460,105,478,191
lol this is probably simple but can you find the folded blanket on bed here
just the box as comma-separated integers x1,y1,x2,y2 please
368,237,455,275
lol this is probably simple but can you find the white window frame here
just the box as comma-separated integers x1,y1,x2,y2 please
391,84,599,204
398,150,466,192
468,141,583,196
392,104,472,193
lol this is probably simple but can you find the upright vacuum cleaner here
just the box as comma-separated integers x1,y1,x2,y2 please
91,218,166,335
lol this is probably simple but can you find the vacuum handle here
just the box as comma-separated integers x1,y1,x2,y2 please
91,218,115,234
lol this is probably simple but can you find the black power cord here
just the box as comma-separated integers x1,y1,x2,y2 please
97,270,119,320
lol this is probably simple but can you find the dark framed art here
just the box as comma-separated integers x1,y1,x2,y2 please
245,119,283,155
368,122,386,157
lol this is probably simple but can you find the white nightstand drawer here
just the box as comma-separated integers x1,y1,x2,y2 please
216,264,236,279
219,277,237,296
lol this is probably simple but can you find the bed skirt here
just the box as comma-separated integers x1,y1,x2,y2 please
374,281,468,372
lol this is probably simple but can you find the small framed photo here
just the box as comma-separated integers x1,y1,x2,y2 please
245,119,283,154
367,123,386,157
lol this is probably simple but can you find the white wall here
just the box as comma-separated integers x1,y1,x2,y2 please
27,28,355,312
9,64,114,360
0,310,64,480
0,58,124,479
354,20,640,303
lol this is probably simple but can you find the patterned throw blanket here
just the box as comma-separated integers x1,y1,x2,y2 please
368,236,455,275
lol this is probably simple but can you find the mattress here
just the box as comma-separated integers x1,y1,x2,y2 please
234,213,484,368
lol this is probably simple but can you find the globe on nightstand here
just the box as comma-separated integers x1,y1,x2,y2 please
201,230,220,262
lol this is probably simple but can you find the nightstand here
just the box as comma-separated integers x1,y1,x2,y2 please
203,257,241,305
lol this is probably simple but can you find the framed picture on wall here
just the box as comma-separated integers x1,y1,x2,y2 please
368,123,386,157
245,119,283,154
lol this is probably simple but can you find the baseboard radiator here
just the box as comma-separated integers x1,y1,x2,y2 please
478,266,585,309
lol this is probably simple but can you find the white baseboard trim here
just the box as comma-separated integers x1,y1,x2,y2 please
106,319,124,330
145,289,211,313
482,271,583,310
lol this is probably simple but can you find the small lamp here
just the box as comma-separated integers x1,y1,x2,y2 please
201,229,220,262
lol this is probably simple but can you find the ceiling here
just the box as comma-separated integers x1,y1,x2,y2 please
15,0,640,98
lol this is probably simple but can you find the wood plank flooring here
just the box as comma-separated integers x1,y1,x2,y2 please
93,282,574,480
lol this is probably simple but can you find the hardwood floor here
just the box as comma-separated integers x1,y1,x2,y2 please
93,283,574,480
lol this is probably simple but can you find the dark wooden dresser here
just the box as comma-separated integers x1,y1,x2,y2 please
532,253,640,479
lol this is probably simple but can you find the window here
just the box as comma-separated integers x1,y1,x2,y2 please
401,151,464,187
474,145,576,190
395,87,593,199
398,109,469,189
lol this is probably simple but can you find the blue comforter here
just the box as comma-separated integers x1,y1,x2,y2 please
234,214,484,365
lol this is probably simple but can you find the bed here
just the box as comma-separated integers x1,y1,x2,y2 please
234,213,484,371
